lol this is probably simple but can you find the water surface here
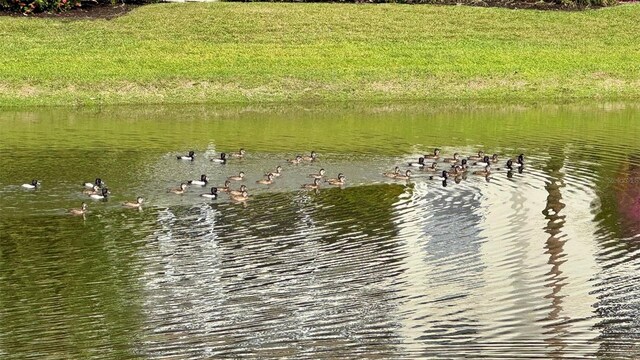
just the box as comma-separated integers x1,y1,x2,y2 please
1,103,639,358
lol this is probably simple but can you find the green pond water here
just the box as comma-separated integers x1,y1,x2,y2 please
0,103,639,358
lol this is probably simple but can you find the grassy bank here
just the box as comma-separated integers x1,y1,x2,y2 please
1,3,639,106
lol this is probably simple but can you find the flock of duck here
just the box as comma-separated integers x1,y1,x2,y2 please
19,148,525,216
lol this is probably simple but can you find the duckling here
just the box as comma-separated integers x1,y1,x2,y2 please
83,178,103,189
227,171,245,181
229,184,248,196
230,148,246,159
393,169,412,180
188,174,209,186
69,202,88,216
443,153,461,163
83,185,100,195
230,190,249,202
177,151,195,161
301,151,317,162
170,183,188,194
467,151,485,161
257,173,275,185
302,178,321,190
429,170,449,181
217,180,232,192
287,155,303,164
267,165,283,177
211,152,227,164
90,187,110,200
308,168,326,179
424,148,441,160
327,174,346,186
200,187,219,199
472,165,491,176
21,179,41,189
408,157,426,168
123,197,145,208
474,155,491,166
383,167,401,178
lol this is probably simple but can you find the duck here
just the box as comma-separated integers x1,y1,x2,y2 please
267,165,283,177
383,167,401,178
443,153,461,163
472,165,492,176
188,174,209,186
69,202,88,216
429,170,449,181
210,152,227,164
227,171,245,181
408,157,426,168
287,155,303,164
506,154,525,170
82,185,100,195
217,180,232,192
83,178,103,189
257,173,275,185
177,151,195,161
21,179,41,189
170,183,188,194
422,162,438,172
308,168,326,179
302,178,321,190
230,190,249,202
467,151,485,161
424,148,441,160
229,184,248,196
490,154,499,163
393,169,412,180
229,148,246,159
200,187,219,199
327,174,346,186
90,187,110,200
123,197,145,208
301,151,318,162
473,156,491,167
449,165,466,176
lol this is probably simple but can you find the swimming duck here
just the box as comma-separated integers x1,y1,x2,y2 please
21,179,41,189
474,156,491,166
327,174,346,186
170,183,188,194
227,171,245,181
408,157,426,168
200,187,219,199
429,170,449,181
69,202,88,216
443,153,461,163
217,180,232,192
308,168,326,179
211,153,227,164
90,187,110,200
288,155,303,164
83,178,103,189
177,151,195,161
467,151,485,161
267,165,283,177
82,185,100,195
230,148,246,159
230,190,249,202
302,178,321,190
123,197,145,208
449,164,466,176
188,174,209,186
383,167,401,178
506,154,525,170
422,162,438,172
229,184,248,196
424,148,441,160
257,173,275,185
301,151,318,162
472,165,491,176
393,169,412,180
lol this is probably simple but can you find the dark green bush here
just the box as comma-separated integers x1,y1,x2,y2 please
0,0,152,15
227,0,616,8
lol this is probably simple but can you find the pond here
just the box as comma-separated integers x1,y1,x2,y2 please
0,103,639,358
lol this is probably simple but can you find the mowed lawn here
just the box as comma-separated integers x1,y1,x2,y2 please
1,2,639,105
